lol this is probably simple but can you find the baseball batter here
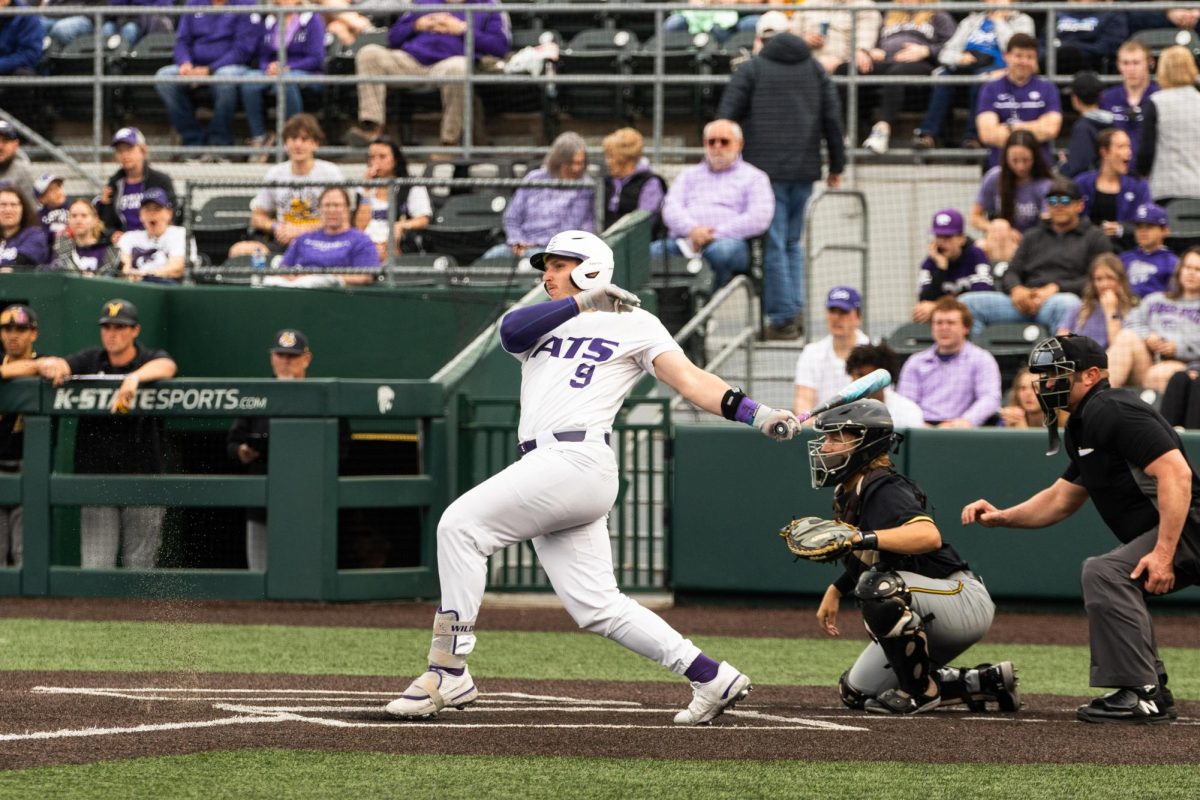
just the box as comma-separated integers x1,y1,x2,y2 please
788,399,1020,714
386,230,799,725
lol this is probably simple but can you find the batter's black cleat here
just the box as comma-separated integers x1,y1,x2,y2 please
1076,685,1173,725
977,662,1022,712
864,688,941,715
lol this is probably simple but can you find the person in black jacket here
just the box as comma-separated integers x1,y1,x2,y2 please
807,399,1020,715
716,12,845,341
601,127,665,237
95,128,178,244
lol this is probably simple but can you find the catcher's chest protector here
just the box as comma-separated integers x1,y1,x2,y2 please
835,468,929,528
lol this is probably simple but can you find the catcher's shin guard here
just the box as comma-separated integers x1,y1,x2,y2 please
855,570,934,699
838,669,868,710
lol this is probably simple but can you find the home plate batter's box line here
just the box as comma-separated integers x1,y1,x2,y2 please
22,686,866,733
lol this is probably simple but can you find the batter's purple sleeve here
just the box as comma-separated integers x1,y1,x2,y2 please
499,297,580,353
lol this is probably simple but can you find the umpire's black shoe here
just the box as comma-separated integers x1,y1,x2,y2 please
1159,683,1179,721
1076,686,1173,725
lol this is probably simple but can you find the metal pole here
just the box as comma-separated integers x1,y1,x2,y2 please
92,10,104,164
463,8,476,159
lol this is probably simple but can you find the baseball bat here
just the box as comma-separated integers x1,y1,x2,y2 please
772,368,892,437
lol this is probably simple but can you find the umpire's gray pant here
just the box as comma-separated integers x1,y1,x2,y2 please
846,570,996,697
80,506,165,569
1082,528,1200,688
0,506,22,566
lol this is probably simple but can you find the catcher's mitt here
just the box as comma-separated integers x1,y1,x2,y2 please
780,516,860,563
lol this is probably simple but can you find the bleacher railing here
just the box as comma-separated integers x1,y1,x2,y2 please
4,3,1195,164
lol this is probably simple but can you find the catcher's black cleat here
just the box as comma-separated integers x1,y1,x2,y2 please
863,688,941,715
1076,686,1173,725
977,662,1022,712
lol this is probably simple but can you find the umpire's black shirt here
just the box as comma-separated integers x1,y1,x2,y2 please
1063,379,1200,544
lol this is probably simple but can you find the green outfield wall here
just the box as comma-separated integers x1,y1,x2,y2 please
672,425,1200,603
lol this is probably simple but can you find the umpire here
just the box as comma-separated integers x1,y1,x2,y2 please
963,334,1200,724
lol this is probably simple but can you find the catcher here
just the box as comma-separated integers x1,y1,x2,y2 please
783,399,1020,714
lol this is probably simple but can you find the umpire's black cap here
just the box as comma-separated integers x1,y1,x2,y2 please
1057,334,1108,371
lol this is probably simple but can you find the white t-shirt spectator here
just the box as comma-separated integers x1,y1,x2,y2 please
793,331,872,408
884,387,926,429
251,160,345,227
356,185,433,246
118,225,191,276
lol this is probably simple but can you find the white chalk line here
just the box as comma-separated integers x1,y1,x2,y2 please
31,687,640,706
0,713,289,743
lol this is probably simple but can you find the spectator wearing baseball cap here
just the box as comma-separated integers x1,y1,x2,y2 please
115,188,192,283
34,299,177,570
1061,71,1115,178
913,209,993,324
960,177,1113,337
34,173,69,246
0,183,49,271
793,285,870,415
1121,202,1178,298
0,302,42,567
96,127,178,245
0,119,35,206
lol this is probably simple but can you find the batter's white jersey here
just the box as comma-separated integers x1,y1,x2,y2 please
508,307,683,441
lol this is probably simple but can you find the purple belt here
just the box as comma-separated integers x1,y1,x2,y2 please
518,430,611,456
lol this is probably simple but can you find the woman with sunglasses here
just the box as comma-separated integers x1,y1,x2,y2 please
969,129,1052,266
1073,128,1151,241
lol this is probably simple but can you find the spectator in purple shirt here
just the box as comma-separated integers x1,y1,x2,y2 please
96,127,177,245
1050,1,1128,74
483,132,594,261
1121,202,1179,298
345,0,511,149
0,185,49,271
601,128,665,236
652,120,775,290
276,187,379,287
241,1,326,159
155,0,263,151
913,209,993,323
975,33,1062,170
1100,40,1158,166
969,129,1052,266
1074,128,1152,240
897,297,1002,428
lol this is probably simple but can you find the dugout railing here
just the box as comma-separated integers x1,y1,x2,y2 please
5,3,1193,163
0,377,449,601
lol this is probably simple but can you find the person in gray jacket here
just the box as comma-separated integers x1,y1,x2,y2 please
1136,46,1200,205
717,12,845,341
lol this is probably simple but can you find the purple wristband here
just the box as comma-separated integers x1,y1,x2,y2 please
734,396,760,426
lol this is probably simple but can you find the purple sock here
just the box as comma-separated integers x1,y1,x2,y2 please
433,665,464,676
685,653,720,684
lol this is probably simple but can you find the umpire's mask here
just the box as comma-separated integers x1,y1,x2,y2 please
1028,335,1107,456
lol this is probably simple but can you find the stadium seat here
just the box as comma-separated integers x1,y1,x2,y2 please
976,322,1048,386
190,194,254,264
384,253,460,286
421,191,509,265
884,321,936,357
44,34,120,123
114,31,177,121
708,29,757,75
535,0,613,42
481,27,560,138
553,29,639,123
610,0,660,43
1167,198,1200,252
1132,28,1200,62
631,31,716,124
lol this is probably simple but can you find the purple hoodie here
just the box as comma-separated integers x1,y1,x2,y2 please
175,0,263,71
253,11,326,73
388,0,511,66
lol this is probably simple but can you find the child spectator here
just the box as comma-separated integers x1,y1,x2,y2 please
117,189,191,283
913,208,993,323
1121,202,1179,298
1060,71,1114,178
34,174,69,246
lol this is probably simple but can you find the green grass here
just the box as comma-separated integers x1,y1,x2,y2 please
1,617,1198,699
1,751,1198,800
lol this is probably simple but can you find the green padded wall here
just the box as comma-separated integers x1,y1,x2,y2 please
672,425,1200,602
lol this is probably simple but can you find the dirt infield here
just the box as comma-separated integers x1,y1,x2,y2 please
2,598,1198,771
1,671,1197,770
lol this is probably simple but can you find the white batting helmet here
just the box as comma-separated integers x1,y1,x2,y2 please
530,230,614,290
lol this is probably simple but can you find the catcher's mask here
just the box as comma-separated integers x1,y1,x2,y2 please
1028,335,1107,455
531,230,614,291
808,399,901,489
